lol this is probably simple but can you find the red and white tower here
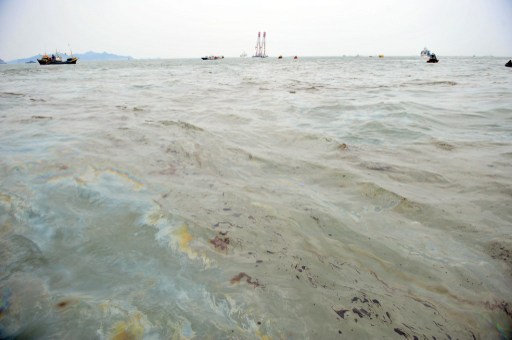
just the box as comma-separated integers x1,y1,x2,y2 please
253,32,268,58
253,32,261,57
262,32,267,57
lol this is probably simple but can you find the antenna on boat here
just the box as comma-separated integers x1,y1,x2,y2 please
68,43,73,57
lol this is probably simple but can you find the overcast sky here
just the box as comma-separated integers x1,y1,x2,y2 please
1,0,511,60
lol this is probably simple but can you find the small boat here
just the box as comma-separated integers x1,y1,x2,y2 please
506,60,512,67
378,54,384,58
26,60,36,64
421,47,432,59
426,53,439,63
278,55,282,59
293,56,298,60
201,56,224,60
240,51,247,58
38,53,77,65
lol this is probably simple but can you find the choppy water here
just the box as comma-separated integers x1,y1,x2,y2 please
1,57,511,339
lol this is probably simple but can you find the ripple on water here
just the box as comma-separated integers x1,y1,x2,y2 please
1,57,511,338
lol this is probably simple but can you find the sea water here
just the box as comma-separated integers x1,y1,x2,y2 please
0,57,511,339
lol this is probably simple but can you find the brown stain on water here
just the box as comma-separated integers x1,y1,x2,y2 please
54,298,79,310
230,272,262,288
210,234,230,251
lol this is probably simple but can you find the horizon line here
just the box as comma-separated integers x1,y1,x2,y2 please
3,53,511,63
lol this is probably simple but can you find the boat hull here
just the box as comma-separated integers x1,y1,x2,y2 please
37,57,78,65
201,56,224,60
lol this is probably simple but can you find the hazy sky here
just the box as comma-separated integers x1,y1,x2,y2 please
1,0,511,60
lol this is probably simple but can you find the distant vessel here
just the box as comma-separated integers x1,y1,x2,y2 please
421,47,438,63
201,56,224,60
252,32,268,58
421,47,432,59
38,49,77,65
240,51,247,58
426,53,439,63
378,54,384,58
26,60,36,64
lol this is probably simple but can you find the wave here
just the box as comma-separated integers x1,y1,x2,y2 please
401,80,458,87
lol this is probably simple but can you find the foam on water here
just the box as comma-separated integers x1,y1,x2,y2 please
1,57,512,338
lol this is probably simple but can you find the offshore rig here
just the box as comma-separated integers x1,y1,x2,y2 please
253,32,268,58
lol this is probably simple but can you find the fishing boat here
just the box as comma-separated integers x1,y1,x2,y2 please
421,47,432,59
201,55,224,60
426,53,439,63
37,51,78,65
252,32,268,58
421,47,439,63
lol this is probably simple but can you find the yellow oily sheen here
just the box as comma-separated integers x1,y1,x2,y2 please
256,330,272,340
110,313,144,340
175,225,198,259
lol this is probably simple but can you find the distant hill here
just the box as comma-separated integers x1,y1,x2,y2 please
0,58,6,64
75,51,134,61
7,51,133,64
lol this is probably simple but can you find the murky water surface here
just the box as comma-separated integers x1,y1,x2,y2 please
1,57,511,339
